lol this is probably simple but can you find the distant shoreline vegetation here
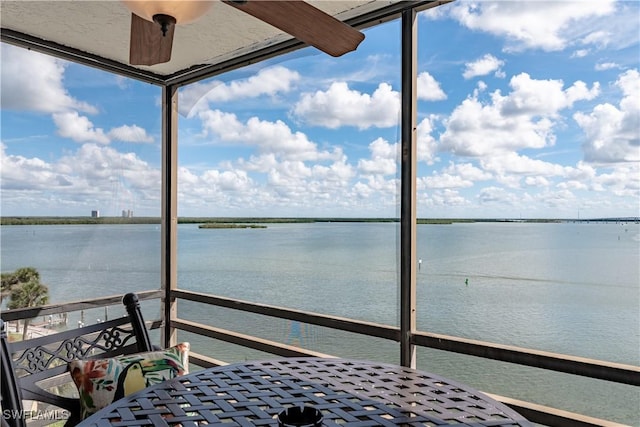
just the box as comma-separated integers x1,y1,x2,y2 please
199,223,267,229
1,216,637,226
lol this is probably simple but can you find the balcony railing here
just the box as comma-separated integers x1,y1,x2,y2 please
2,291,637,427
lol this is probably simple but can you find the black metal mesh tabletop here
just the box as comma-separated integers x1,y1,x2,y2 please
79,357,532,427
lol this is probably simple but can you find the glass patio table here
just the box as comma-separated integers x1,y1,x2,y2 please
78,357,533,426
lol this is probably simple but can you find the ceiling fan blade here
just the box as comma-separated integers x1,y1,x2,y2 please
224,1,365,57
129,13,174,66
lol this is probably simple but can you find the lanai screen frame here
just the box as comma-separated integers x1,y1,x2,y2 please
157,7,423,367
1,0,447,367
3,3,639,425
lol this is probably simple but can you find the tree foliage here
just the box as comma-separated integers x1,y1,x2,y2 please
1,267,40,297
2,267,50,340
7,279,49,310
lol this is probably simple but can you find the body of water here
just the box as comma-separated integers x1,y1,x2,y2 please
1,221,638,425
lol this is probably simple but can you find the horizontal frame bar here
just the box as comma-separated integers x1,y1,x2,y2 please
164,0,453,87
2,1,453,89
0,29,166,86
3,291,637,427
174,289,639,386
0,289,162,321
172,289,399,341
189,352,228,369
172,318,335,359
486,393,630,427
412,331,640,386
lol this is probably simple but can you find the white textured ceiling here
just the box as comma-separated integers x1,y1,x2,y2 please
0,1,402,79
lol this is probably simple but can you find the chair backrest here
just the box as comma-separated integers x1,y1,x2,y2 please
1,293,154,427
1,318,24,427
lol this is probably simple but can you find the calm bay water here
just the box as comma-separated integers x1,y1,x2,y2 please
1,222,639,425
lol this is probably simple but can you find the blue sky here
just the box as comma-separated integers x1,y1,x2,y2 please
1,1,639,219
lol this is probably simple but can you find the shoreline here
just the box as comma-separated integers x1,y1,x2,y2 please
1,216,638,226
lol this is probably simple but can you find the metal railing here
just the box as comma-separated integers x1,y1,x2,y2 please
2,290,637,427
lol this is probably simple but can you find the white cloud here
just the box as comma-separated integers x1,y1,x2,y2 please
199,109,336,162
202,169,253,192
572,49,590,58
191,108,361,211
52,114,155,146
581,30,612,48
240,118,322,160
440,73,600,157
475,153,586,194
108,125,154,143
0,45,97,114
557,179,588,191
417,72,447,100
501,73,600,116
269,160,312,182
574,69,640,163
421,189,469,208
478,186,519,206
417,116,439,165
236,150,355,193
237,153,278,173
0,143,56,191
354,175,398,201
58,143,158,187
1,142,160,215
524,176,551,187
53,112,110,144
535,188,579,210
591,164,640,198
312,155,354,184
481,153,569,178
179,66,300,116
292,82,400,129
198,109,244,139
433,1,617,52
421,173,473,190
565,161,597,183
595,62,619,71
358,137,397,176
178,167,259,214
255,158,358,209
439,95,554,157
3,3,638,219
355,122,444,178
420,162,492,190
463,54,505,79
450,162,493,181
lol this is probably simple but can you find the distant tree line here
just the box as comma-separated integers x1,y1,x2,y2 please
0,217,161,225
2,216,490,226
2,216,616,227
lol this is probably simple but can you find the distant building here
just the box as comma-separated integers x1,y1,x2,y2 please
91,210,100,218
122,209,133,218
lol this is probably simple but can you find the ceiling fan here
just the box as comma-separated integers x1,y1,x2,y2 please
122,0,366,66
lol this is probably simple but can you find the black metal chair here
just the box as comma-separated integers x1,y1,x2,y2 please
1,293,154,427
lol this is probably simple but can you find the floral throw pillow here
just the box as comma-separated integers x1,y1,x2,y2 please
69,342,189,419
